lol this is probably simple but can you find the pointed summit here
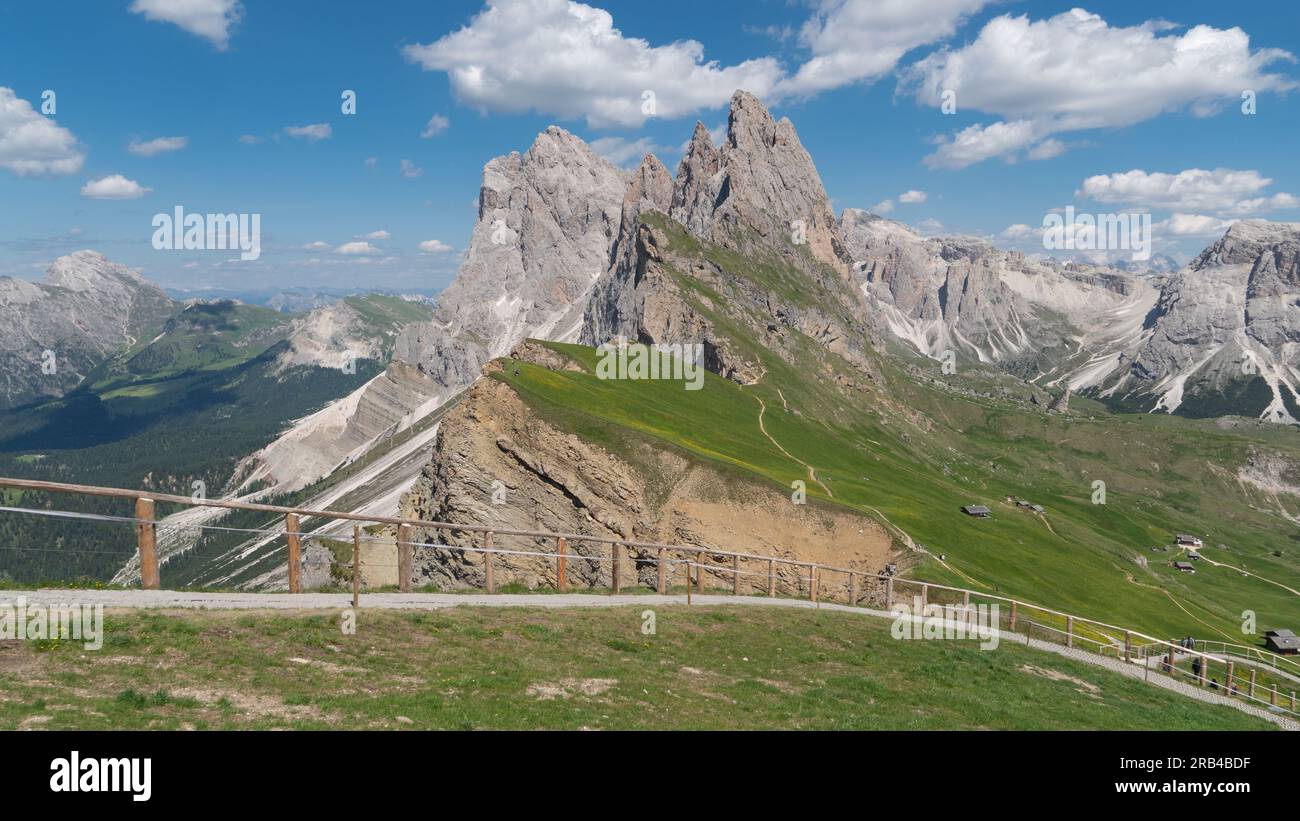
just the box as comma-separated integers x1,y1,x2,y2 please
669,90,845,270
397,123,628,386
671,122,720,237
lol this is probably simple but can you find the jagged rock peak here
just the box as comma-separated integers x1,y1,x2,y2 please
671,122,721,237
617,154,673,260
671,90,844,269
395,122,628,387
627,153,673,212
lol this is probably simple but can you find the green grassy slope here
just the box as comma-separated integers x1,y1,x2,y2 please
0,606,1272,730
477,214,1300,647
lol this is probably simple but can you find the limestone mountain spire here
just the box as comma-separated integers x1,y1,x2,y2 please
671,90,846,270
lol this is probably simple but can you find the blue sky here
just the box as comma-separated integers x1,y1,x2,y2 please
0,0,1296,294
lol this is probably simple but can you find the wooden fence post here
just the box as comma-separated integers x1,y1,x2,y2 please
848,573,857,607
483,531,495,594
557,537,567,592
695,553,704,594
285,512,303,594
611,542,622,594
396,523,412,594
732,554,740,595
1166,644,1175,675
768,559,776,598
1291,691,1296,711
1200,657,1208,688
135,497,159,590
1249,669,1257,699
685,560,692,605
351,525,361,608
1124,631,1131,662
657,548,666,594
1225,660,1234,694
809,566,817,602
1271,684,1278,706
1066,616,1074,649
1009,600,1017,630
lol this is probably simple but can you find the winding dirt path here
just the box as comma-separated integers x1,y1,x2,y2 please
1184,546,1300,599
752,394,833,498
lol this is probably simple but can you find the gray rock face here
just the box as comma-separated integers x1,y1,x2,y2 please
395,126,628,387
670,91,846,271
0,251,174,408
582,154,674,347
582,90,876,389
1104,220,1300,421
838,209,1149,378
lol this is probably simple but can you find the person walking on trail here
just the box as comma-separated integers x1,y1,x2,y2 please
1191,655,1203,682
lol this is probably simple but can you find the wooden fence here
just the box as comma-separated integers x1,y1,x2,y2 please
0,475,1296,722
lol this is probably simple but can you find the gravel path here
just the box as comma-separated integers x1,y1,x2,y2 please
4,588,1294,729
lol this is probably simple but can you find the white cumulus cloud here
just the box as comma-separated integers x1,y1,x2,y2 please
402,0,784,128
284,123,332,141
363,230,391,240
778,0,994,96
898,189,927,204
0,87,84,176
1156,213,1237,237
335,241,380,256
420,114,450,138
129,0,244,51
589,136,668,168
418,240,453,253
128,136,188,156
1078,168,1298,217
400,159,423,178
906,8,1297,168
80,174,151,199
924,120,1038,170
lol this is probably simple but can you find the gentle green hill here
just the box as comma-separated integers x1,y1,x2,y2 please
0,606,1273,730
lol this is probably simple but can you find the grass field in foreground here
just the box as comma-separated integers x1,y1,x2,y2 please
0,606,1273,730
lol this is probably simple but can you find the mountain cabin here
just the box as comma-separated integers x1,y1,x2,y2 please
1264,629,1300,655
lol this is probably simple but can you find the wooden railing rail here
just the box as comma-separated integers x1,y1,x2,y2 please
1,475,1297,722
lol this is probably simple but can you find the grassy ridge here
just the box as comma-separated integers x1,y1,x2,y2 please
475,213,1300,644
488,332,1300,645
0,606,1272,730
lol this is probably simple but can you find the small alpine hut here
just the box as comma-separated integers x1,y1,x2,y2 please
962,505,991,518
1264,629,1300,655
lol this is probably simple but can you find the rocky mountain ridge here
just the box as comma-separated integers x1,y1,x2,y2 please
0,251,175,409
1088,220,1300,421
